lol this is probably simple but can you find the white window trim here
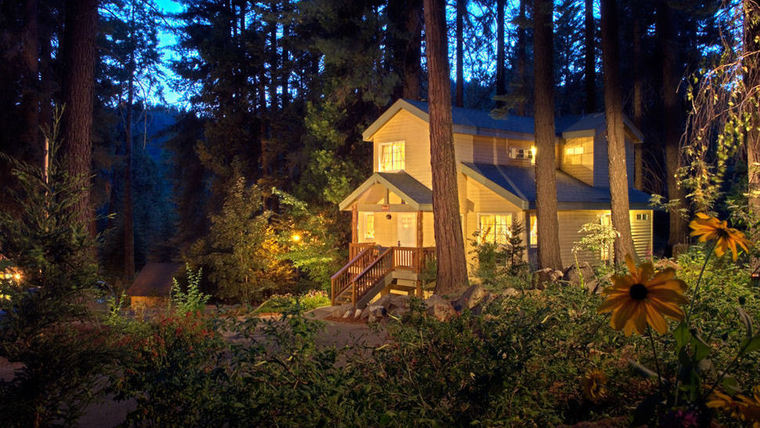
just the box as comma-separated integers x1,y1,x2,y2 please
378,141,405,172
477,212,514,244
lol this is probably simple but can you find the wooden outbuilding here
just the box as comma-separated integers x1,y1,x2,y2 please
127,263,183,308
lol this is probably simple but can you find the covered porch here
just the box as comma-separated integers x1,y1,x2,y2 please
333,172,437,307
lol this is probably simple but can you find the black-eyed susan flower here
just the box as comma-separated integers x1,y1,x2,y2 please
689,213,751,261
598,256,688,336
708,387,760,427
581,369,607,403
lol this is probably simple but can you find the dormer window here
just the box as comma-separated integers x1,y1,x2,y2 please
379,141,405,172
509,146,536,164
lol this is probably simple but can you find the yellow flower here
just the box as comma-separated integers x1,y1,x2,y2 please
581,369,607,403
598,256,688,336
689,213,750,260
708,387,760,427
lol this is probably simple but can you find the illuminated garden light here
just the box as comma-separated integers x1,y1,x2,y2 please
291,233,302,243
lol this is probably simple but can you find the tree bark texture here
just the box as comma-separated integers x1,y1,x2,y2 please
455,0,465,107
584,0,596,113
423,0,469,295
632,5,643,190
61,0,98,232
745,0,760,227
21,0,40,154
533,0,563,270
403,0,422,100
123,29,136,283
657,0,688,248
600,0,636,262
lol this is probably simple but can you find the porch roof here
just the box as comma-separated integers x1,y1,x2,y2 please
338,171,433,211
460,162,652,210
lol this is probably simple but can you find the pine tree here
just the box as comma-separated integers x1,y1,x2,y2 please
424,0,469,294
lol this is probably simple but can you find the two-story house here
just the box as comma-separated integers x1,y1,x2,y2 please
331,99,653,307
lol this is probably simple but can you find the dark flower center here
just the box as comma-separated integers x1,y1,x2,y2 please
629,283,648,300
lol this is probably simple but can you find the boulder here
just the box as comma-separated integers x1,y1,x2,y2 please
353,308,363,319
388,294,410,310
425,295,457,321
452,284,488,312
563,262,595,286
368,314,377,323
585,279,601,294
502,287,520,297
331,304,352,318
532,268,564,289
373,294,392,308
388,306,409,318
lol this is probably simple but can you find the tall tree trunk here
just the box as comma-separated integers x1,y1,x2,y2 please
123,19,136,283
496,0,506,100
268,2,278,110
601,0,635,262
745,0,760,239
516,0,527,115
657,0,687,250
423,0,469,295
583,0,596,113
533,0,563,270
455,0,465,107
632,4,643,190
60,0,98,231
403,0,422,100
21,0,40,155
281,19,289,107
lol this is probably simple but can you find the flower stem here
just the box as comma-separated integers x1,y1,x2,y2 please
684,240,715,326
648,328,663,392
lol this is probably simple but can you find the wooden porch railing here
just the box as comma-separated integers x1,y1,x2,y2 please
333,245,437,306
351,247,394,304
330,246,379,305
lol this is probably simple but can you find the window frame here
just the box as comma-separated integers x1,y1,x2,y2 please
378,141,406,172
477,213,513,245
363,212,375,240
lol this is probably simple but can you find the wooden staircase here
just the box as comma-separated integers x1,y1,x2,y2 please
331,244,436,308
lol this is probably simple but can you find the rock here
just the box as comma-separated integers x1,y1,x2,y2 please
388,294,410,310
532,268,564,289
453,284,488,312
585,279,601,294
503,288,520,297
563,262,595,286
373,294,392,308
342,310,352,319
388,306,409,318
425,295,457,321
367,304,387,318
332,304,352,318
353,309,362,319
368,314,377,323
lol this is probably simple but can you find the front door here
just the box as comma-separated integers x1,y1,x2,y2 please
397,213,416,247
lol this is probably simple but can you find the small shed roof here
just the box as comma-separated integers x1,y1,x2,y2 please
461,162,652,210
127,263,184,297
339,171,433,211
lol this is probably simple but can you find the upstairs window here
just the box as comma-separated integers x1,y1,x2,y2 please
379,141,405,172
478,213,512,244
509,146,536,164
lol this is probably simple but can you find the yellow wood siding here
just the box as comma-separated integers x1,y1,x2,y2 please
371,110,431,187
423,211,435,246
630,210,653,258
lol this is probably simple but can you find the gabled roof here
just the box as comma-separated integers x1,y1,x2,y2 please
362,99,644,143
461,162,652,210
127,263,184,297
339,171,433,211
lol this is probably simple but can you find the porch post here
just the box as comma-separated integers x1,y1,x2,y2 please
416,210,424,297
351,205,358,243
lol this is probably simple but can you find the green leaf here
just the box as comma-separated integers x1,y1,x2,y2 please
673,322,691,350
693,333,712,361
721,376,742,395
740,335,760,354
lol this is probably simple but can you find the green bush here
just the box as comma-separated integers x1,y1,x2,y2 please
253,290,330,314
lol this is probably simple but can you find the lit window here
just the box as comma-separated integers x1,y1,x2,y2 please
509,146,536,164
379,141,405,172
636,213,650,221
478,214,512,244
364,213,375,240
530,215,537,247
